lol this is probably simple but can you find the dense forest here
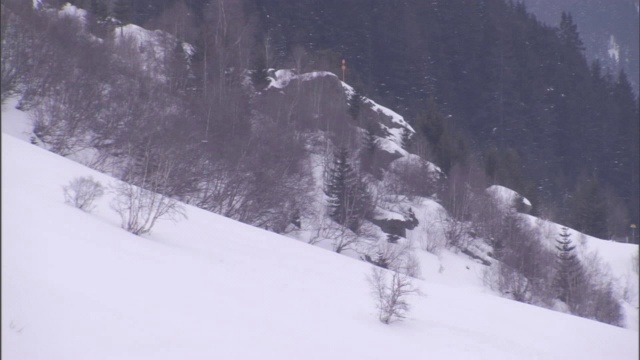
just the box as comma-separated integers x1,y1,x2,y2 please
2,0,638,245
247,0,640,243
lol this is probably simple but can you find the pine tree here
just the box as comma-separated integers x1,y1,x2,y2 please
325,147,372,232
554,227,583,308
348,89,364,121
360,123,380,177
558,12,584,53
570,175,608,239
89,0,110,21
113,0,134,26
400,127,413,151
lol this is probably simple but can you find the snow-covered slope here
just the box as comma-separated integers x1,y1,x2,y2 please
3,118,639,359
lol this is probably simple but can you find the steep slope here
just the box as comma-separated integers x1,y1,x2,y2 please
3,124,639,359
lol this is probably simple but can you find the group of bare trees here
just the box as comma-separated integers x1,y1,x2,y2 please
2,0,314,234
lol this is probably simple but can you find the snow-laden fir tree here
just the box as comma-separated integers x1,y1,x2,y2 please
400,127,413,151
324,147,373,233
554,227,584,309
360,123,381,177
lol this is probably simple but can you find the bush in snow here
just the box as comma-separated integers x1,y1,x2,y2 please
110,180,186,236
368,267,419,324
363,239,421,278
63,176,104,212
569,249,624,327
483,263,532,303
483,212,556,304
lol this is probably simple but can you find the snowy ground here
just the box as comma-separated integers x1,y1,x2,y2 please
3,104,639,359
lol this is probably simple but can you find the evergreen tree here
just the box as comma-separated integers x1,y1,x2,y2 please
360,123,380,177
325,147,373,232
348,89,364,121
400,127,413,151
113,0,134,26
89,0,109,21
558,12,585,53
610,71,639,232
250,44,270,91
570,175,608,239
554,227,583,308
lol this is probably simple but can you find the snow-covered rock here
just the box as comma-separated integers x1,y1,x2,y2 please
486,185,532,213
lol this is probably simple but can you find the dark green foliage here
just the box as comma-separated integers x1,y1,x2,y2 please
251,67,270,91
558,12,585,52
570,175,608,239
88,0,109,21
325,147,373,233
360,123,381,178
554,227,584,307
243,0,637,242
348,89,364,121
386,234,400,244
400,127,413,151
413,96,469,175
113,0,133,25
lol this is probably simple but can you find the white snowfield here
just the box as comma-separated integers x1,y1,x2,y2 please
2,129,638,359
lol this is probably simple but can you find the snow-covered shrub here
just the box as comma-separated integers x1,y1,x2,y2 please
63,176,104,212
368,267,419,324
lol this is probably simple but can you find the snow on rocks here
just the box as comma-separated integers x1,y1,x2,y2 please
486,185,532,212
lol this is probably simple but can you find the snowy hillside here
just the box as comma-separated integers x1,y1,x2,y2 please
3,112,639,359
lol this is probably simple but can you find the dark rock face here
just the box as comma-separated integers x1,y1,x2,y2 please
370,208,419,239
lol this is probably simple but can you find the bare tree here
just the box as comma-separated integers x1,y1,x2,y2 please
570,249,624,326
386,156,440,199
484,213,556,305
110,147,187,236
483,262,532,303
110,180,186,236
292,45,308,75
0,1,26,104
368,267,420,324
63,176,104,212
32,80,101,156
415,216,447,255
439,208,468,249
